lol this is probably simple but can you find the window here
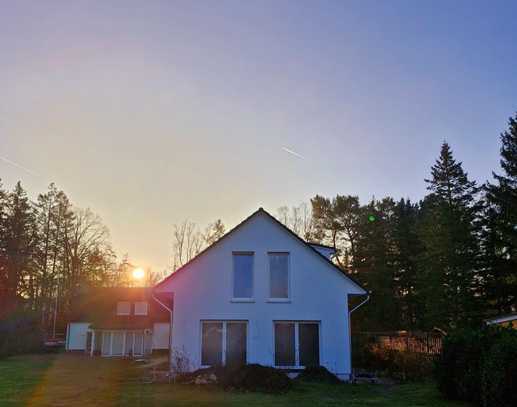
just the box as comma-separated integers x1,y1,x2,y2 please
269,253,289,299
233,253,253,299
201,321,247,367
134,301,148,316
116,301,130,315
274,321,319,367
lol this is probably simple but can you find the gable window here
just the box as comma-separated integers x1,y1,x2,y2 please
201,320,247,367
269,252,289,299
232,252,253,299
274,321,319,368
116,301,130,316
134,301,148,316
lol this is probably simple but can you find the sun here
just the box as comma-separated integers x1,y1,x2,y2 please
132,267,145,280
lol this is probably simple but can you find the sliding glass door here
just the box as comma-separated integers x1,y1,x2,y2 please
201,321,247,367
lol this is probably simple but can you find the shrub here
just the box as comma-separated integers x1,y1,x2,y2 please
296,366,341,384
435,326,517,407
354,342,435,381
0,308,43,358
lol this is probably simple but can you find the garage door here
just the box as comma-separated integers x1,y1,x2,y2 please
67,323,90,350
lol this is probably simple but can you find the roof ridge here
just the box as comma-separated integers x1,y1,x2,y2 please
154,207,366,294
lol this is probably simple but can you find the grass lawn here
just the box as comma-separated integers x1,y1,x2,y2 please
0,353,469,407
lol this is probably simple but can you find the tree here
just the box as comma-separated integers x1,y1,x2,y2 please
204,219,226,246
417,142,481,329
171,219,227,271
311,195,362,271
276,203,314,241
1,182,37,305
482,113,517,314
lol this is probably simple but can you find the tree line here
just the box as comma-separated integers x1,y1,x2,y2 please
0,182,152,334
279,114,517,332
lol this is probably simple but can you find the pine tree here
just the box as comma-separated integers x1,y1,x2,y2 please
2,182,37,305
482,113,517,314
392,198,423,329
418,142,481,329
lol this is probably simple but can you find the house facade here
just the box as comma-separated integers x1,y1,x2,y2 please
65,287,170,357
154,208,367,380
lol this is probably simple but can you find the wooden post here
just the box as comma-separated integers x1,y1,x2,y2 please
90,331,95,357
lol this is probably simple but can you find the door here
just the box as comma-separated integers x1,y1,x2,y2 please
67,323,90,350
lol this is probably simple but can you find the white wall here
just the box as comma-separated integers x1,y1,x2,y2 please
156,211,364,379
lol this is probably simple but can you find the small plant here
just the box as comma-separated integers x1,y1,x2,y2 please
169,347,193,377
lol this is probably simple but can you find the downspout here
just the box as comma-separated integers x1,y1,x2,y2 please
152,291,173,372
348,294,370,381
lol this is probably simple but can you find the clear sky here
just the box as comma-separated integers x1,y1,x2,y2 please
1,0,517,272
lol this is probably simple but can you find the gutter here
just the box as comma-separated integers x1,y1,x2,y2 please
348,293,370,381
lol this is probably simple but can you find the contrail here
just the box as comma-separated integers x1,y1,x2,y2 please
0,156,40,177
282,147,305,159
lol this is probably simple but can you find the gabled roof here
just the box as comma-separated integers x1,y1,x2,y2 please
154,207,366,294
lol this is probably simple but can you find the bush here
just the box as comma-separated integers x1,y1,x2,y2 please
354,342,435,381
435,326,517,407
296,366,341,384
0,308,44,358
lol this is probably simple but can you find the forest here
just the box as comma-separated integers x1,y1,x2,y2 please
1,113,516,336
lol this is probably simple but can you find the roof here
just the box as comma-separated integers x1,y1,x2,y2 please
69,287,170,329
485,313,517,325
155,207,366,293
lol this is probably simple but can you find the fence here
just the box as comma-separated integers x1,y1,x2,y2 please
355,330,443,355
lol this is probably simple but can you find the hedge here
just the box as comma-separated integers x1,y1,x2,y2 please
435,326,517,407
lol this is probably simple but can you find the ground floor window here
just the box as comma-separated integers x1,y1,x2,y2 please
274,321,320,367
201,321,247,367
90,330,151,357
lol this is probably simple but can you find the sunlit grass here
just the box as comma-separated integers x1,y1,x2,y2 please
0,353,470,407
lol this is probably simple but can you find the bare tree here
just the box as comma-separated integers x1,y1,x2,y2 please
276,203,315,241
170,219,226,271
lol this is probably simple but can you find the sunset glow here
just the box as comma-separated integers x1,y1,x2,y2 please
132,268,145,280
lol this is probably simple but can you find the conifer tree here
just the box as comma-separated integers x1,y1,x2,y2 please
482,113,517,314
418,142,481,329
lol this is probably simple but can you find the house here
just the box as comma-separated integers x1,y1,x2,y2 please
65,287,171,357
485,313,517,328
154,207,368,380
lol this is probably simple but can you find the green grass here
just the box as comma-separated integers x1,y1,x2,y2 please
0,353,470,407
0,354,55,406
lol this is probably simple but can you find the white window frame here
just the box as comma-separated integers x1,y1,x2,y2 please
200,320,248,368
116,301,131,316
231,252,255,302
273,321,320,369
267,252,291,302
134,301,148,316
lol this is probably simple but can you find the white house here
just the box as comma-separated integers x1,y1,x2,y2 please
154,208,367,380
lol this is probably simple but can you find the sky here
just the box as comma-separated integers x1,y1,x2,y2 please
1,0,517,272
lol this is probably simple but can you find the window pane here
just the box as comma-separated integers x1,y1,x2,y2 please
226,322,247,367
270,254,289,298
134,301,148,315
202,322,223,366
112,331,124,356
117,301,130,315
233,254,253,298
299,323,320,367
275,323,295,366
